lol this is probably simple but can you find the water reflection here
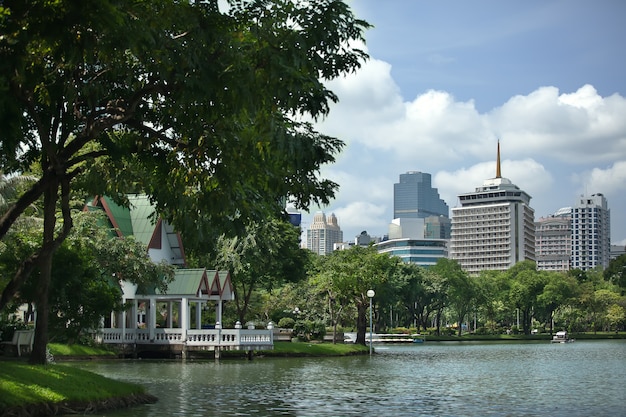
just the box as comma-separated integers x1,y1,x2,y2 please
67,341,626,417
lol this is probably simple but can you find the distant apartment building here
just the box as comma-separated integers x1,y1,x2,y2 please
535,207,572,271
354,231,380,246
305,211,343,255
610,245,625,260
450,142,535,274
571,193,611,271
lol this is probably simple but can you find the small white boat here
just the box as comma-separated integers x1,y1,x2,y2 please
551,330,575,343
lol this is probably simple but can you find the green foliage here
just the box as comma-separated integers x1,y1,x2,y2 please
0,211,173,341
277,317,295,329
213,218,310,322
310,245,403,344
293,319,326,341
0,0,370,242
0,0,369,361
605,254,626,290
431,258,476,336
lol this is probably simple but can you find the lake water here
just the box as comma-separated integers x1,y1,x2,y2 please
66,340,626,417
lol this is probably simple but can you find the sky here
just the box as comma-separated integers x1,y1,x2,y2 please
300,0,626,246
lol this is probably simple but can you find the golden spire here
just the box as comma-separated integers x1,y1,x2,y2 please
496,140,501,178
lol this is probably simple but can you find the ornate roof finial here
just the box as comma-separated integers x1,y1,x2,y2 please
496,139,501,178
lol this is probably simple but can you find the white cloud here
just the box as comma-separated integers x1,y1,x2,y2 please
585,161,626,194
488,85,626,163
319,63,626,168
310,61,626,242
332,201,389,238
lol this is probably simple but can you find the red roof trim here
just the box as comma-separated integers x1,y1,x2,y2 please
97,196,124,238
149,219,163,250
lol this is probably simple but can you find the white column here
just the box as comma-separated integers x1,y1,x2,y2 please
121,298,127,341
132,299,138,329
181,297,188,341
216,301,223,326
149,298,157,341
167,302,173,328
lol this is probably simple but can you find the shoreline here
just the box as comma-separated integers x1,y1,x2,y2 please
0,393,157,417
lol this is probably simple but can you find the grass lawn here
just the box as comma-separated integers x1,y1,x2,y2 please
219,340,369,358
265,341,369,356
0,362,152,410
48,343,117,357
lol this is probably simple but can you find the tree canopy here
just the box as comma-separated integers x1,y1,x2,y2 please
0,0,370,363
311,245,403,345
0,0,369,240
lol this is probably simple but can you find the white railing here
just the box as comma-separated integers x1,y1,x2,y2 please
98,328,273,349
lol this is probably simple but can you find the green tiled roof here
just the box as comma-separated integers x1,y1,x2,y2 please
156,268,206,296
101,196,133,237
128,195,158,246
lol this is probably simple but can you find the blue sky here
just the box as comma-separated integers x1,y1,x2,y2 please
300,0,626,247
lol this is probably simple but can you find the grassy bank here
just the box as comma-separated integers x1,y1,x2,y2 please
48,343,118,358
0,362,155,416
223,341,370,358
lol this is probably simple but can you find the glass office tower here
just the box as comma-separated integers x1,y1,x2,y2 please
393,171,449,219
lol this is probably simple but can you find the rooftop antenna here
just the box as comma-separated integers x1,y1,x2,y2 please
496,139,502,178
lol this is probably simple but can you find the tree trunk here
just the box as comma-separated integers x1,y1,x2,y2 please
29,181,58,365
522,308,531,335
435,308,443,336
548,309,554,336
355,302,367,345
30,253,52,364
0,176,48,240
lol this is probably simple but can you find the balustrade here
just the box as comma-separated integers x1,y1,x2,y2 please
98,327,273,349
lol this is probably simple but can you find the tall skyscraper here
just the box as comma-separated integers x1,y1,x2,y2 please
535,207,572,272
306,211,343,255
394,171,449,219
450,142,535,274
571,193,611,271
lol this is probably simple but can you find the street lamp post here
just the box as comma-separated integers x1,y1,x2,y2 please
367,289,375,356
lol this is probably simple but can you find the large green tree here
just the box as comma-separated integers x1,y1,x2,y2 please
537,271,579,335
0,0,369,363
311,246,401,345
506,261,546,334
213,218,310,323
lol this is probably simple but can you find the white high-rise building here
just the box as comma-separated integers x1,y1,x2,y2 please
535,207,572,272
571,193,611,271
306,211,343,255
450,142,535,274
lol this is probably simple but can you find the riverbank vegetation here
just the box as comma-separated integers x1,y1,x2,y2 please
235,250,625,345
224,341,370,358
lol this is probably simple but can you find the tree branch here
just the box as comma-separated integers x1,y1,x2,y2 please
0,176,49,240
